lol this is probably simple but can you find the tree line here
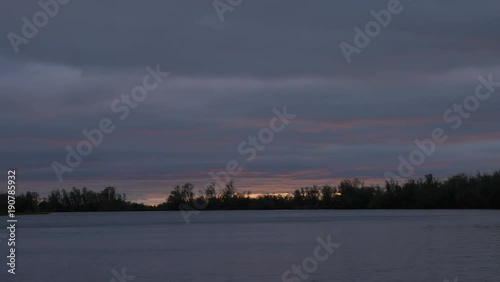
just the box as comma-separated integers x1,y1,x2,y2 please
1,171,499,214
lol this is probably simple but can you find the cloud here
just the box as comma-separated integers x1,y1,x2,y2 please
1,1,499,202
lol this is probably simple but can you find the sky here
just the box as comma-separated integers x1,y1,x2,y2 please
1,0,500,204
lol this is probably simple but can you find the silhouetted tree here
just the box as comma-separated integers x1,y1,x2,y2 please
1,170,499,214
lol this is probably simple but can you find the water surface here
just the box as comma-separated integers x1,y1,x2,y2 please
1,210,499,281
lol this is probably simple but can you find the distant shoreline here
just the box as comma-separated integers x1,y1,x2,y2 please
2,208,500,218
2,171,499,214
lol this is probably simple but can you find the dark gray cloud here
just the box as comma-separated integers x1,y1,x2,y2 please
1,0,499,203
